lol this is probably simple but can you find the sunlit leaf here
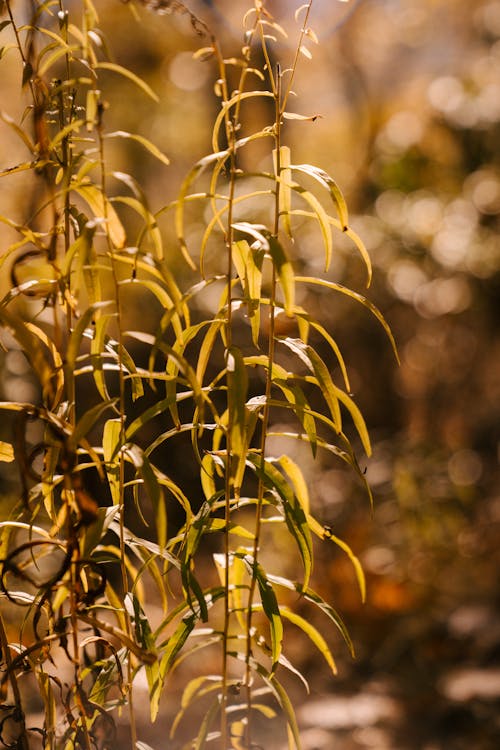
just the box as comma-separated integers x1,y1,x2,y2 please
74,184,126,249
280,607,337,675
95,61,159,101
268,236,295,316
103,418,122,505
295,276,399,362
248,558,283,674
105,130,169,166
0,441,14,462
0,307,56,404
211,90,274,153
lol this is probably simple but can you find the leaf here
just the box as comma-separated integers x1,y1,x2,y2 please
112,195,164,260
25,321,64,406
171,676,223,739
277,175,333,271
295,276,399,362
263,675,302,750
334,386,371,456
49,118,84,150
103,418,121,505
232,239,263,347
105,130,170,166
90,314,113,400
277,455,310,514
65,301,112,374
95,61,159,101
71,399,118,451
0,160,37,177
0,110,35,152
248,455,312,589
226,346,248,495
249,559,283,674
290,162,349,231
0,442,14,462
0,307,55,404
275,145,292,237
211,90,274,153
283,111,321,121
273,378,317,457
268,235,295,316
151,613,197,720
293,309,350,390
280,607,337,675
278,337,341,430
74,184,126,249
192,697,220,750
139,451,166,550
267,574,355,657
324,527,366,603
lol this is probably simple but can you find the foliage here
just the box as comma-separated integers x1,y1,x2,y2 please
0,1,394,748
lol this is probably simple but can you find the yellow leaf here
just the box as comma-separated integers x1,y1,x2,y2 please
74,184,126,249
0,441,14,462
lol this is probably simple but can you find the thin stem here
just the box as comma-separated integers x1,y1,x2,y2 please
280,0,314,115
214,13,262,742
244,56,283,746
96,105,138,750
214,38,235,749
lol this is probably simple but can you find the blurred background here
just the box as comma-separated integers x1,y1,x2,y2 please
1,0,499,748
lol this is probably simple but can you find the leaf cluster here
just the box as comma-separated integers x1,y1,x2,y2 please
0,2,395,749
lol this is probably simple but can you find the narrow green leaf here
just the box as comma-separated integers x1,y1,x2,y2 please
112,195,164,260
227,346,248,495
277,145,293,237
200,453,216,502
274,378,317,457
0,110,35,152
295,276,399,363
95,61,159,102
142,453,166,550
193,697,220,750
151,613,197,720
0,160,37,177
264,675,302,750
278,337,342,430
105,130,169,166
334,386,371,456
74,184,126,249
211,90,274,152
66,302,112,373
290,163,349,231
280,607,337,675
171,676,223,739
103,418,121,505
91,314,114,400
277,455,310,514
267,574,355,657
71,399,118,450
248,455,313,589
268,236,295,316
250,559,283,674
0,307,55,403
